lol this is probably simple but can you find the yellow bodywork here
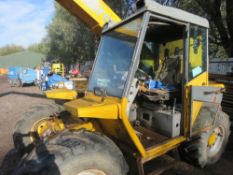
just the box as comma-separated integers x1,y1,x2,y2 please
185,72,208,127
56,0,121,35
64,93,186,159
45,88,77,100
45,0,222,165
30,117,65,142
64,92,121,118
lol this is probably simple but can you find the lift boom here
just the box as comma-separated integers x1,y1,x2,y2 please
56,0,122,35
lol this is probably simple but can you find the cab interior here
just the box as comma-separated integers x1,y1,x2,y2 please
129,16,186,149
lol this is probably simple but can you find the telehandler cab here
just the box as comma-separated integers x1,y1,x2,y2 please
13,0,230,174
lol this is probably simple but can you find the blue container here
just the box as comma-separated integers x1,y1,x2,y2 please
47,74,68,87
19,68,37,85
8,66,22,80
42,66,50,76
147,80,176,91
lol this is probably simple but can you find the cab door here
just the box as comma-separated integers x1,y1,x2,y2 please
184,25,209,136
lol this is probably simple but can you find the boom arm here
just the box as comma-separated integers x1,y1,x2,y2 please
56,0,122,35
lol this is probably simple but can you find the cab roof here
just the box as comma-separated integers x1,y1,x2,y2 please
142,0,209,28
104,0,209,34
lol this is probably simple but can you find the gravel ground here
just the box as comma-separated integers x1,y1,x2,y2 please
0,75,56,174
0,75,232,175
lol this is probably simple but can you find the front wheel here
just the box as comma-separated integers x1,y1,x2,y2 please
13,104,64,152
13,131,128,175
15,79,22,87
180,111,231,167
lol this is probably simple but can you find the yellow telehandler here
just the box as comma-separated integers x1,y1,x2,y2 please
13,0,230,174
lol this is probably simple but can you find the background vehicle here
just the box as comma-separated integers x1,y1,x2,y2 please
51,62,65,76
8,66,22,87
8,66,37,87
18,68,37,86
43,0,121,101
13,0,230,175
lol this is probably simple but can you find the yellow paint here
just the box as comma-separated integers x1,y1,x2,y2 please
52,63,65,76
121,98,147,157
120,98,185,158
146,136,186,159
69,122,96,131
208,131,217,146
156,39,184,78
45,89,77,100
189,36,203,68
30,117,65,142
56,0,121,35
184,72,208,132
64,92,121,119
98,119,131,141
64,95,187,159
191,101,202,125
209,82,225,88
187,72,208,87
159,39,183,59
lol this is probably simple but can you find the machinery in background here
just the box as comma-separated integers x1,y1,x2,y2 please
8,66,22,87
8,66,37,87
18,68,37,86
51,61,65,77
40,0,121,101
41,73,74,91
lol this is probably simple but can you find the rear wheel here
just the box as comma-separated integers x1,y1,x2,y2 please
15,79,22,87
13,104,64,152
13,130,128,175
180,111,230,167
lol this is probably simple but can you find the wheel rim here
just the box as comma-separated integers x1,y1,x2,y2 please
207,126,225,158
77,169,106,175
30,117,64,143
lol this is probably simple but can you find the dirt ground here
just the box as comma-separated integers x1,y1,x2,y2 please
0,75,232,175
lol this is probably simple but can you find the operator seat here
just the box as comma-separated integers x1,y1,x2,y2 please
158,55,183,86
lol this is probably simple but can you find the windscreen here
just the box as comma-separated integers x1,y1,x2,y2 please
88,17,142,97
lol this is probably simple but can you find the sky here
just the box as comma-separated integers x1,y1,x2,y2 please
0,0,54,48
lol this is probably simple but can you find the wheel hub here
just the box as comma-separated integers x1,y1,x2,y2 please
208,132,217,146
207,126,225,157
30,117,64,143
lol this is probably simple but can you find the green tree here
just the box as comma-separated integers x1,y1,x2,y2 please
0,44,25,56
27,39,48,54
46,3,96,66
175,0,233,58
45,1,127,66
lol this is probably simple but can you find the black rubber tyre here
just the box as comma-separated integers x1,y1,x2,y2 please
15,79,22,87
13,130,128,175
13,104,64,153
180,111,230,167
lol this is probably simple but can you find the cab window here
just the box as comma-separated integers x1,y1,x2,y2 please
188,25,207,80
